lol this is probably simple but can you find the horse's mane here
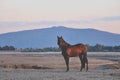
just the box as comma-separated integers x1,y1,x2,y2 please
73,43,83,46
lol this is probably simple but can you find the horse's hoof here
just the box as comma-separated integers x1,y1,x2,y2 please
80,69,82,72
86,70,88,72
66,70,69,72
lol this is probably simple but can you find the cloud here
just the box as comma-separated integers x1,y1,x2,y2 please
96,16,120,21
0,21,80,27
0,20,92,28
0,22,52,27
0,16,120,28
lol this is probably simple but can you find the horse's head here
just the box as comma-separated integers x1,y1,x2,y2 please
57,36,63,47
57,36,70,48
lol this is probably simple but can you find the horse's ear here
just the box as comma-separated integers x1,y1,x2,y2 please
57,36,60,38
61,36,63,39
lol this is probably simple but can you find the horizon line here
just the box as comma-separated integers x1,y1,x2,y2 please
0,26,119,35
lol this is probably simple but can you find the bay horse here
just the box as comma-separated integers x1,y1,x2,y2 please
57,36,88,72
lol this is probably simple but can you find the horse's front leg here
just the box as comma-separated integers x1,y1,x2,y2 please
66,56,69,72
63,55,69,72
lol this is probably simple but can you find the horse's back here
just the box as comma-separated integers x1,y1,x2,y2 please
66,44,87,57
71,43,87,52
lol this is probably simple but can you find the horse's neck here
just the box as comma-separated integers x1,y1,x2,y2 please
63,40,71,47
60,41,70,55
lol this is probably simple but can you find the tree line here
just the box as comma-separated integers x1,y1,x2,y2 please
0,44,120,52
0,46,16,51
88,44,120,52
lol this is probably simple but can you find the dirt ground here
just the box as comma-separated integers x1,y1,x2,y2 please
0,52,120,80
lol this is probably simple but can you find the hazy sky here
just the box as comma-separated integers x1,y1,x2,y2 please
0,0,120,34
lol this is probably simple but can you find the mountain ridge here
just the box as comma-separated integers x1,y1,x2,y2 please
0,26,120,48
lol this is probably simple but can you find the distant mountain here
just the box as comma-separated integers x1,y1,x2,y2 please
0,26,120,48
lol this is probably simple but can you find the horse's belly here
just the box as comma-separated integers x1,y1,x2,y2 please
66,49,80,57
68,53,79,57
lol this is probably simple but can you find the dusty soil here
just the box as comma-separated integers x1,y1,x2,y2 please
0,52,120,80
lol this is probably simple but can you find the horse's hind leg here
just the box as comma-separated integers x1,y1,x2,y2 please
79,55,83,71
85,56,88,71
83,53,88,72
83,55,86,69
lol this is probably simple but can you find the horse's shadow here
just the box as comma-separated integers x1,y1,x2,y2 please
33,68,87,73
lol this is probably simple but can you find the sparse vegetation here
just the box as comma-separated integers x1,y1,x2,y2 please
0,44,120,52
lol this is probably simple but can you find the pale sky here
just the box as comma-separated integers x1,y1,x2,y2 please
0,0,120,34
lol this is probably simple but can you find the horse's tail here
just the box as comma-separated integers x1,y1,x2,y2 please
83,53,88,71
